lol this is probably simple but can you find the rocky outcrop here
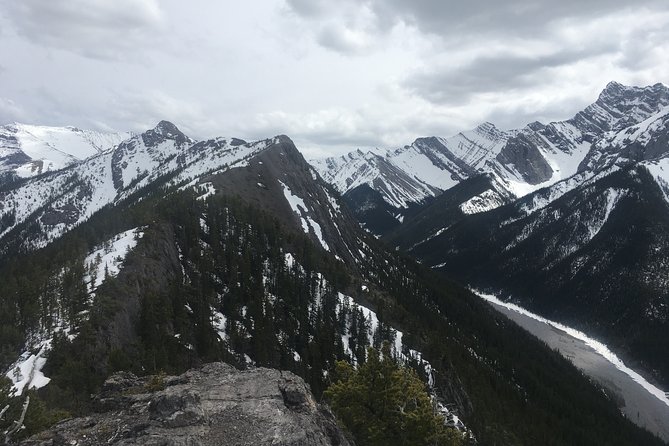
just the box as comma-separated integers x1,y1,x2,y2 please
21,362,351,446
40,203,80,226
495,134,553,185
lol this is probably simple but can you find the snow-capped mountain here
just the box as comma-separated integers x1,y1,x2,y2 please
580,103,669,175
0,121,364,266
312,82,669,234
0,121,278,252
0,123,130,182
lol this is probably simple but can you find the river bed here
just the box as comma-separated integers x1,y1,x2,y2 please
477,292,669,442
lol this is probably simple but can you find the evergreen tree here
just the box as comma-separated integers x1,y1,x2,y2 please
324,343,462,446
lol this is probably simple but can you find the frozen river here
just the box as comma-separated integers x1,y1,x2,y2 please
478,292,669,442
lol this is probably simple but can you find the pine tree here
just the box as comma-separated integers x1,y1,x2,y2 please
324,343,462,446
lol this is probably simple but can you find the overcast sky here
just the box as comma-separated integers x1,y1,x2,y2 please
1,0,668,158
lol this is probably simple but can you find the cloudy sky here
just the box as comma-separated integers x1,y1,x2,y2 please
0,0,668,158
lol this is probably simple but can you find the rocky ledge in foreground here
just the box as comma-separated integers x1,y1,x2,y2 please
21,363,351,446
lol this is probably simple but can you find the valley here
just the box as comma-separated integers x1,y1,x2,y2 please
479,292,669,442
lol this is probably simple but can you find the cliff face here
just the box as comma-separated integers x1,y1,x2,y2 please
21,362,351,446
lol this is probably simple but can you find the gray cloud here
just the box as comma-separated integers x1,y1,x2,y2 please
282,0,669,138
404,46,619,105
614,25,669,71
286,0,669,47
368,0,668,39
285,0,330,19
0,97,27,124
1,0,165,60
316,25,372,54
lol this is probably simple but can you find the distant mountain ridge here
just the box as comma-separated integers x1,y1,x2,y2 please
0,121,273,252
0,123,130,183
312,82,669,235
0,120,364,271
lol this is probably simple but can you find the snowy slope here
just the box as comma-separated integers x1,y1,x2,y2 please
84,227,144,292
642,157,669,204
0,123,130,179
312,149,442,208
581,106,669,174
0,122,279,251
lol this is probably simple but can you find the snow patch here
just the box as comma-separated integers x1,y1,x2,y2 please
643,158,669,205
460,189,506,214
279,181,330,251
84,228,144,292
5,342,50,396
212,308,229,342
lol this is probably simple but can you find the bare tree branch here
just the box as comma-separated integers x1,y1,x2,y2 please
4,395,29,445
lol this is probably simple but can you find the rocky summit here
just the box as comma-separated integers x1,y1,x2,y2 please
20,363,351,446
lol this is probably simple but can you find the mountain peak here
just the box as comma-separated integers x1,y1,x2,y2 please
142,121,191,147
596,81,634,104
475,121,498,132
602,80,625,92
153,120,183,137
571,81,669,135
596,81,669,105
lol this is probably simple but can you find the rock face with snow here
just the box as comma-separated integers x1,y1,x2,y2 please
20,362,351,446
312,82,669,235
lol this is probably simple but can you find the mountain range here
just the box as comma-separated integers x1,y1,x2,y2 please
0,82,667,445
313,82,669,235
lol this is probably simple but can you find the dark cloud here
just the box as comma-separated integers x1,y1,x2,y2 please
368,0,668,39
404,46,619,105
285,0,330,19
286,0,669,46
